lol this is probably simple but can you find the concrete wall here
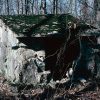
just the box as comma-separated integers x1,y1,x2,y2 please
0,20,45,84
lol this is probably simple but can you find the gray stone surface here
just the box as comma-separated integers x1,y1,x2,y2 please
0,20,46,85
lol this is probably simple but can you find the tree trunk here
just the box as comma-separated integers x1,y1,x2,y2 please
0,0,3,15
81,0,88,21
17,0,20,14
53,0,58,14
21,0,23,14
94,0,100,27
34,0,38,15
31,0,34,14
6,0,9,15
25,0,30,15
40,0,46,14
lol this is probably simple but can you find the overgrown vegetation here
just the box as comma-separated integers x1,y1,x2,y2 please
0,0,100,100
0,14,79,36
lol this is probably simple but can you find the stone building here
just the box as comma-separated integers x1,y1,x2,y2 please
0,14,99,85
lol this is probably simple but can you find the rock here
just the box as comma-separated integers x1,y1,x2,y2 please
66,68,73,79
48,79,56,88
13,49,45,84
78,78,87,85
0,21,46,85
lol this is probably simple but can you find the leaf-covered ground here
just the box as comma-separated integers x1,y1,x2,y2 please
0,75,100,100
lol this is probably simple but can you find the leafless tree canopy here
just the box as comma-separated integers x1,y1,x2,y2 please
0,0,99,25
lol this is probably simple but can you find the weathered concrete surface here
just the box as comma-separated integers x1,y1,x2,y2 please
0,19,46,84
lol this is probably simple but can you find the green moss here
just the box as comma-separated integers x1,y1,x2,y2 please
0,14,79,36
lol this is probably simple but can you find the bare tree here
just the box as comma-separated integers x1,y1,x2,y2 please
40,0,47,14
20,0,24,14
16,0,20,14
6,0,9,15
81,0,88,21
0,0,98,20
94,0,100,27
94,0,98,19
0,0,3,15
53,0,58,14
34,0,39,15
25,0,30,15
31,0,34,14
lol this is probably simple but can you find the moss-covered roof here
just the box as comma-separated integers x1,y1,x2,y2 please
0,14,93,37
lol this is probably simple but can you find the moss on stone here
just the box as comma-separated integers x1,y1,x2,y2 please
0,14,79,36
